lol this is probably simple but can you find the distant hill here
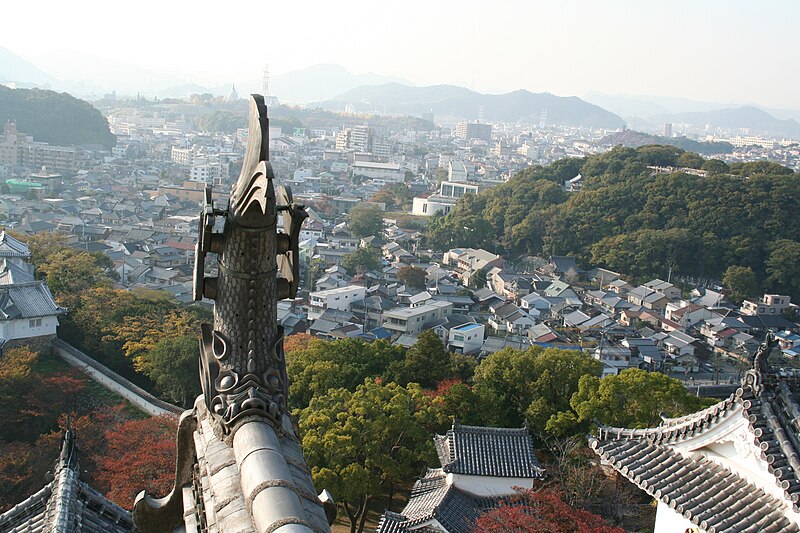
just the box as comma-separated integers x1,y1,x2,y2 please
0,47,55,86
269,64,413,104
320,83,625,128
0,86,115,148
599,130,733,155
656,106,800,138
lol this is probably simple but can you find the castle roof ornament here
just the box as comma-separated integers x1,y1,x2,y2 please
133,95,331,533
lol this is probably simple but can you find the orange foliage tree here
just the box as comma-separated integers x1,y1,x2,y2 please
95,415,177,508
474,488,624,533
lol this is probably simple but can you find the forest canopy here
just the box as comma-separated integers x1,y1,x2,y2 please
0,86,116,148
424,145,798,297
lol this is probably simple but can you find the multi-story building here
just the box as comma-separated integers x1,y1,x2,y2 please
308,285,367,320
1,121,79,173
447,323,485,355
454,122,492,142
351,161,404,182
447,160,468,182
382,300,453,336
740,294,791,316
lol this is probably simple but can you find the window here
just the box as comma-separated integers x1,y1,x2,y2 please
29,318,42,328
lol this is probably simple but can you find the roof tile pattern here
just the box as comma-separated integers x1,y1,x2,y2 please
591,439,797,533
590,336,800,532
0,281,64,319
434,424,544,478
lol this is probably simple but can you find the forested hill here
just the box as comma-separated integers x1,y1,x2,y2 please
424,146,800,299
0,86,115,148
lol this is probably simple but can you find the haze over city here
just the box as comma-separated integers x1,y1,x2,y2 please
2,0,799,108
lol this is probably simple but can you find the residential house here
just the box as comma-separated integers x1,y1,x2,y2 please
382,301,453,336
740,294,791,317
308,285,367,321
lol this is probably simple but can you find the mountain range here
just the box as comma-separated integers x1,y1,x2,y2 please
319,83,625,128
2,45,800,137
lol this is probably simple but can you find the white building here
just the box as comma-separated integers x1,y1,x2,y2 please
307,285,366,321
411,195,457,216
740,294,791,316
447,323,484,355
382,301,453,336
351,161,404,182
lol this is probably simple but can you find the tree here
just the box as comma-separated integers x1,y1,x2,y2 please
397,265,427,289
96,416,178,509
722,265,760,304
341,247,382,274
348,203,384,238
34,248,114,302
766,239,800,301
404,330,450,388
286,338,406,410
474,488,624,533
300,380,440,533
469,267,487,289
473,346,602,436
570,369,710,429
676,151,704,169
701,158,729,175
136,335,201,407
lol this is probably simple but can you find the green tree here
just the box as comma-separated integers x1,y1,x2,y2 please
701,158,729,175
286,338,406,410
570,369,710,429
300,380,439,533
469,267,488,289
722,265,761,304
36,248,114,302
136,335,201,407
473,346,602,436
397,265,427,289
404,330,450,388
348,204,384,237
766,240,800,300
341,247,382,274
676,152,704,169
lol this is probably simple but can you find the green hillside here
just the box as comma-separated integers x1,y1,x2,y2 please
424,146,800,299
0,86,115,148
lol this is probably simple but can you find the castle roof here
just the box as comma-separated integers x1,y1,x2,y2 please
434,423,544,478
0,428,134,533
590,336,800,532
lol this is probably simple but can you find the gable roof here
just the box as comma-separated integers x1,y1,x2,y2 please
0,428,134,533
0,232,31,258
0,282,65,319
0,259,34,285
434,423,544,478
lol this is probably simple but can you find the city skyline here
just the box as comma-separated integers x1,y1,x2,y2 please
2,0,799,109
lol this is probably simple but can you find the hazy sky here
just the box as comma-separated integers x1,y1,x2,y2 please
3,0,799,108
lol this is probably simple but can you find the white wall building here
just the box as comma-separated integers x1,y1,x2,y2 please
307,285,367,321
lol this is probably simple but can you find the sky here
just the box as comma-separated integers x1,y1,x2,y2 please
2,0,799,108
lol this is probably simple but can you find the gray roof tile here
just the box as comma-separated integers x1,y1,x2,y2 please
434,423,544,478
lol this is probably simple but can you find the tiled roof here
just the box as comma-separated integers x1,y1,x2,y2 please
0,281,65,319
434,423,544,478
0,429,134,533
591,439,796,533
0,259,35,285
374,470,494,533
0,232,31,258
590,336,800,532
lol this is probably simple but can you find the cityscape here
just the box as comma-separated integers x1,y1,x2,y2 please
1,2,800,532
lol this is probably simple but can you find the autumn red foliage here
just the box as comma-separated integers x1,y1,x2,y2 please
95,415,178,508
474,488,624,533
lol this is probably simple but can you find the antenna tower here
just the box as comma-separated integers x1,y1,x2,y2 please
262,64,271,97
